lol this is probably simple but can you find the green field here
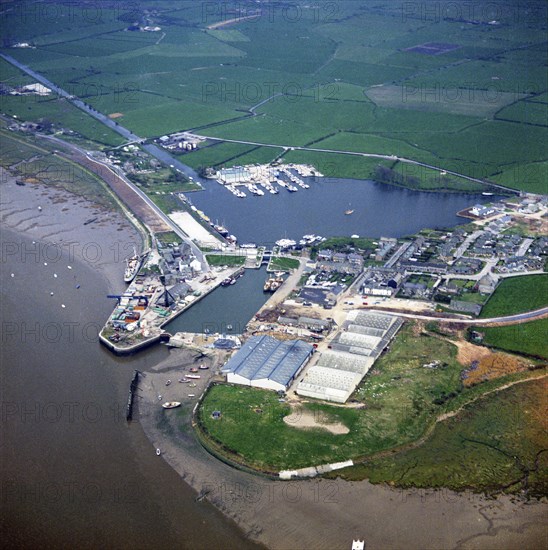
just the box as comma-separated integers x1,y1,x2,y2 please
479,320,548,359
480,275,548,318
268,256,300,272
179,141,270,170
476,275,548,358
197,319,547,493
1,0,545,192
206,254,246,267
197,322,546,473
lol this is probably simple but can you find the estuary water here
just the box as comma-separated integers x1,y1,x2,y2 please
0,227,259,550
186,176,498,245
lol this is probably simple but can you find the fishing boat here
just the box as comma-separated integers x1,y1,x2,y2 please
221,278,232,286
345,209,354,215
213,224,229,236
162,401,181,409
264,277,282,292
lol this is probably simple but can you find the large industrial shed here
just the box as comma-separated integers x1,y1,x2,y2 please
297,311,403,403
221,335,314,392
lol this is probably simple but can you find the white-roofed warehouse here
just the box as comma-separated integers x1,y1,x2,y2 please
297,311,403,403
221,335,314,392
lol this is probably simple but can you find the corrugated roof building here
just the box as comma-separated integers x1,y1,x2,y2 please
297,311,403,403
221,335,313,392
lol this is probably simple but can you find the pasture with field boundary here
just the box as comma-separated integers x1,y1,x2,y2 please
0,1,545,192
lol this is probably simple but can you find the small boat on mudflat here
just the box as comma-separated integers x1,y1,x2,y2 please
162,401,181,409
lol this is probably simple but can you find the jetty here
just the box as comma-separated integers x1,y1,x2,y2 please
212,163,322,198
126,370,140,421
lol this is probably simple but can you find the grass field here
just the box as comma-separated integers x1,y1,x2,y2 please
197,322,547,473
205,254,246,267
1,1,545,191
481,275,548,317
197,319,547,493
479,320,548,359
268,256,300,272
476,275,548,358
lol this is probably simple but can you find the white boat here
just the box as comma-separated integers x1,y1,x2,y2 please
162,401,181,409
156,448,161,456
186,374,201,379
275,239,296,248
124,247,144,283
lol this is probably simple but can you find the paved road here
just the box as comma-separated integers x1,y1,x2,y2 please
201,137,519,194
454,230,483,259
372,305,548,326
